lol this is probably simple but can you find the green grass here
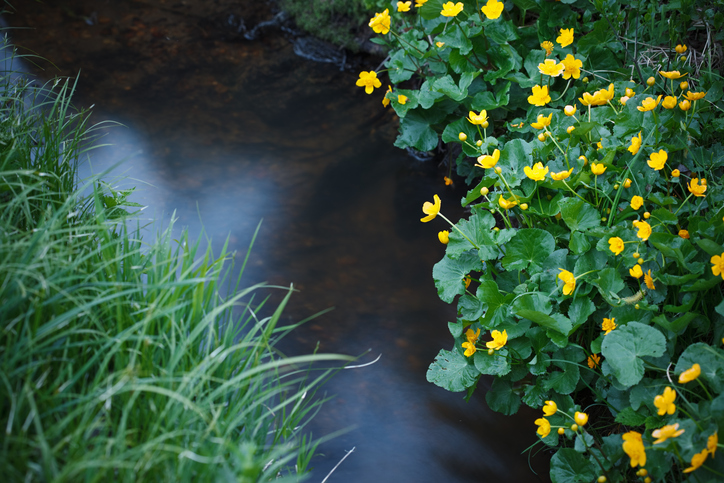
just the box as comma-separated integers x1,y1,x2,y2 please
0,45,350,482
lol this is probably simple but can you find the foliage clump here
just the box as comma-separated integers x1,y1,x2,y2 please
281,0,371,52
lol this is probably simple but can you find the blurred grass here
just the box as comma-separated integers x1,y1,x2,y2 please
0,41,351,482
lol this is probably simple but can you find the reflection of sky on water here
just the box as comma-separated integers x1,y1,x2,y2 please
5,3,550,481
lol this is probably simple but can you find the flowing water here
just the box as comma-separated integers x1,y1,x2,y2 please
5,2,549,481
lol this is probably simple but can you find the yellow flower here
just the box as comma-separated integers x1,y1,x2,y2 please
573,412,588,426
675,44,687,54
626,87,636,97
672,169,681,177
524,162,549,181
647,149,668,170
415,0,428,6
624,178,632,188
476,149,500,169
535,417,551,438
440,1,464,17
498,195,518,210
368,9,391,34
558,269,576,295
486,329,508,350
602,317,617,335
550,168,573,180
660,70,686,79
444,176,453,185
688,178,707,197
438,230,449,244
630,264,643,279
539,59,565,77
467,109,488,125
630,195,644,210
662,95,677,109
543,400,557,416
541,41,554,56
679,99,691,111
588,353,601,369
461,340,476,357
708,432,718,457
398,94,408,105
356,71,382,94
397,1,412,12
711,252,724,279
435,41,445,48
481,0,504,19
622,431,647,468
678,363,701,383
382,85,392,107
564,105,576,116
683,449,708,473
678,229,689,239
608,237,625,256
654,386,677,416
556,28,574,47
531,113,553,129
462,328,480,357
464,275,472,289
528,85,551,106
560,54,582,80
645,269,655,290
632,220,652,241
684,91,707,101
652,423,685,444
591,163,606,175
420,194,441,222
638,95,663,112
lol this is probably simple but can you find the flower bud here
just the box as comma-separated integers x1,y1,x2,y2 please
644,478,651,483
558,427,565,435
601,217,607,222
438,230,449,244
671,169,680,177
638,258,644,265
598,477,607,483
494,167,502,174
679,81,688,90
637,469,648,477
613,183,620,189
570,424,578,432
620,96,629,105
679,99,691,111
482,121,489,128
680,55,687,62
459,132,467,141
476,140,483,147
488,348,495,355
480,187,489,196
521,203,528,210
574,411,589,426
635,303,640,309
564,105,576,116
624,178,632,188
647,76,655,86
582,77,589,83
633,252,640,258
644,211,650,219
537,133,546,142
567,126,575,134
578,155,587,164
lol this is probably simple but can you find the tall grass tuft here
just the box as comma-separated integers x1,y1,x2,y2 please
0,46,350,482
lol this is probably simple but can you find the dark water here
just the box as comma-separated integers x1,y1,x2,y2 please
5,2,549,481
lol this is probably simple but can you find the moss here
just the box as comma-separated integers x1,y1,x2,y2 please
280,0,371,51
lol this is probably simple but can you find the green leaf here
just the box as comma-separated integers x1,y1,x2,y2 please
458,294,483,321
476,280,511,327
474,349,511,376
559,198,601,232
677,343,724,393
484,44,522,83
485,378,520,415
436,24,473,55
426,349,479,392
514,294,572,336
601,322,667,387
652,313,696,333
614,406,648,426
498,138,533,189
445,209,499,260
550,448,597,483
568,298,596,333
543,363,580,394
485,19,519,44
448,320,463,338
502,228,555,273
593,268,625,300
696,238,724,257
433,74,476,102
569,231,591,255
651,208,678,225
394,111,439,151
387,48,416,83
432,251,484,304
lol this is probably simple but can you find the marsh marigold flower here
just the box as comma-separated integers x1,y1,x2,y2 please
550,168,573,180
711,252,724,279
486,329,507,350
630,264,643,279
622,431,646,468
652,423,685,444
633,220,652,241
556,28,574,47
688,178,707,197
574,412,588,426
588,353,601,368
543,400,557,416
630,195,644,210
357,71,382,94
654,386,677,416
438,230,449,244
676,44,687,54
531,113,553,129
561,54,582,79
602,317,617,335
608,237,625,256
382,85,392,107
647,150,667,170
678,229,689,239
708,432,718,457
638,95,662,112
498,195,517,210
539,59,565,77
524,162,549,181
462,328,480,357
591,163,607,175
628,132,642,155
558,269,576,295
679,99,691,111
645,269,655,290
684,91,706,101
397,94,408,104
541,41,554,56
468,109,488,125
535,417,551,438
476,149,500,169
415,0,427,6
671,169,680,177
683,449,708,473
528,85,551,106
662,96,677,109
420,194,441,222
397,1,411,12
481,0,504,19
660,70,686,80
369,9,391,34
678,363,701,383
440,1,464,17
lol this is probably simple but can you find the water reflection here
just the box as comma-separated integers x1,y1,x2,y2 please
5,2,549,481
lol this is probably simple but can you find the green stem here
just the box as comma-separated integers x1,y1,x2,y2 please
439,213,479,249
